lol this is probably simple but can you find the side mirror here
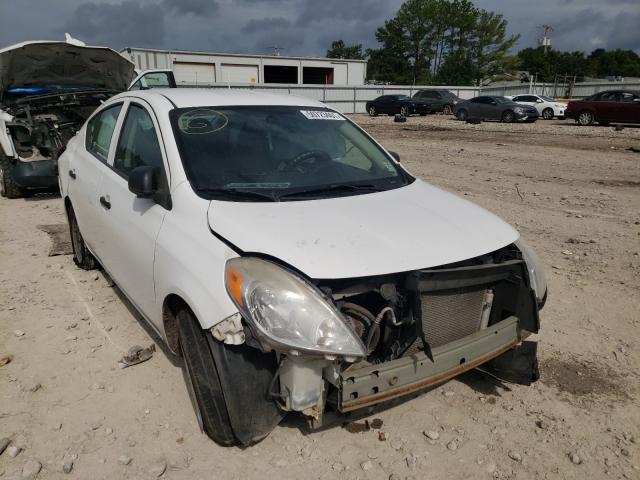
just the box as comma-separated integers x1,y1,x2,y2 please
128,166,159,198
389,151,401,162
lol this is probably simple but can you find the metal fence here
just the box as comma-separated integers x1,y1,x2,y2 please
185,81,640,114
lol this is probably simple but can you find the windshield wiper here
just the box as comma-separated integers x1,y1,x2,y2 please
197,187,278,202
277,183,386,200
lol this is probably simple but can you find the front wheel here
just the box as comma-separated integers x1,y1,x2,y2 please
542,108,554,120
368,106,377,117
68,205,98,270
177,309,284,446
577,111,594,126
457,109,468,121
400,105,409,117
501,110,515,123
443,104,453,115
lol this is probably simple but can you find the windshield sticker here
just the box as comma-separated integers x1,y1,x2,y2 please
300,110,345,121
178,109,228,134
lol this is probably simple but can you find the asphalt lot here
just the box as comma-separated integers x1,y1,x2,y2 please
1,114,639,479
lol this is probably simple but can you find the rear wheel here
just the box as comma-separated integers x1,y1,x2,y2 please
577,111,594,126
542,108,554,120
368,106,377,117
0,154,24,199
501,110,515,123
176,308,284,446
68,205,98,270
442,104,453,115
400,105,409,117
457,109,468,121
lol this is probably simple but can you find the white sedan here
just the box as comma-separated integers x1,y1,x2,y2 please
58,89,547,446
509,94,567,120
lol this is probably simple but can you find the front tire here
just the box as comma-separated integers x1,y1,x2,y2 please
176,309,284,446
368,106,377,117
400,105,409,117
501,110,515,123
542,108,554,120
457,109,468,121
577,111,594,126
0,154,24,199
68,205,98,270
443,104,453,115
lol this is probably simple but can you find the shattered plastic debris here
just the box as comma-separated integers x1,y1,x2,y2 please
118,344,155,369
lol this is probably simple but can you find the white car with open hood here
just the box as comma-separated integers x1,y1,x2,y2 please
58,88,547,446
0,36,175,198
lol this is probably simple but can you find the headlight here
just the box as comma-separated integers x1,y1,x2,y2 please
514,106,524,114
515,238,547,305
225,257,366,360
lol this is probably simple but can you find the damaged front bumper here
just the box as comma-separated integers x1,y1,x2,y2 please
339,316,521,411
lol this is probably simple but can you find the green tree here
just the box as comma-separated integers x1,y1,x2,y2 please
326,40,366,60
469,10,520,85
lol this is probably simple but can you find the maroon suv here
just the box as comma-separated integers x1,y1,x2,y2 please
565,90,640,126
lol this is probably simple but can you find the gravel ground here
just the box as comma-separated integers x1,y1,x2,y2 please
1,114,639,479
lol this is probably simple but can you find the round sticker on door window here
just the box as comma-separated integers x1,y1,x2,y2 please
178,109,228,134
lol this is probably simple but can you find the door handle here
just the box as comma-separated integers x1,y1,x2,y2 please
99,196,111,210
68,169,76,179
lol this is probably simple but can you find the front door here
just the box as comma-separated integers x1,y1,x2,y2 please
96,100,169,323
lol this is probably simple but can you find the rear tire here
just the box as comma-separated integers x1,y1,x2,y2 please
501,110,515,123
400,105,409,117
68,205,98,270
0,154,24,199
542,108,554,120
577,111,594,126
443,104,453,115
457,109,468,121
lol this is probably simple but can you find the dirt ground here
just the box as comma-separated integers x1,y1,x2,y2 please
1,114,639,480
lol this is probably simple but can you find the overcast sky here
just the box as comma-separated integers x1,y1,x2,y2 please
1,0,638,56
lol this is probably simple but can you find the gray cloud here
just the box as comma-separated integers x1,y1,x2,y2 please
61,1,166,49
162,0,219,16
0,0,637,58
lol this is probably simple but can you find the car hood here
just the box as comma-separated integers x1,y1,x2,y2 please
0,41,135,95
207,179,519,279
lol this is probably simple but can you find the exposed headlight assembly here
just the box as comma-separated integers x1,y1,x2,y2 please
514,106,524,114
515,238,547,305
225,257,366,360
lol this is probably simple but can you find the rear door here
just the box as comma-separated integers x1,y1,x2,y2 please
68,103,124,254
96,100,169,322
617,92,640,123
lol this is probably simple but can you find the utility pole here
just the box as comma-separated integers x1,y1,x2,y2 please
538,25,553,53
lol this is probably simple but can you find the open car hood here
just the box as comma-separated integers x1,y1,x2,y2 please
207,179,519,279
0,41,136,95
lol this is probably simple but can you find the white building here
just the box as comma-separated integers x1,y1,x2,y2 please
120,47,367,86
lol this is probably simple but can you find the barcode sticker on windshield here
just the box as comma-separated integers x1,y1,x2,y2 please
300,110,344,120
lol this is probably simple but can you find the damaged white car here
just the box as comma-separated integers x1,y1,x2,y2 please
58,88,547,446
0,36,175,198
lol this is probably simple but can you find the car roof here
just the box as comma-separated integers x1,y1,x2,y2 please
117,88,328,109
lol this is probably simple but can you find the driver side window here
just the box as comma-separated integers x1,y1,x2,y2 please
113,104,164,178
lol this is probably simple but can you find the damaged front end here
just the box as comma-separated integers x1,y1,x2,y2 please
220,241,545,432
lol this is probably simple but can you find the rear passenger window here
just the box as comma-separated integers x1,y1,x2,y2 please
86,104,122,162
114,104,163,178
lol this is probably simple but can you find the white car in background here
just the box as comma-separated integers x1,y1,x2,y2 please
58,88,547,446
508,94,567,120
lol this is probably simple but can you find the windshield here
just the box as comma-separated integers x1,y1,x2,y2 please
170,106,411,201
539,95,554,102
494,97,511,103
